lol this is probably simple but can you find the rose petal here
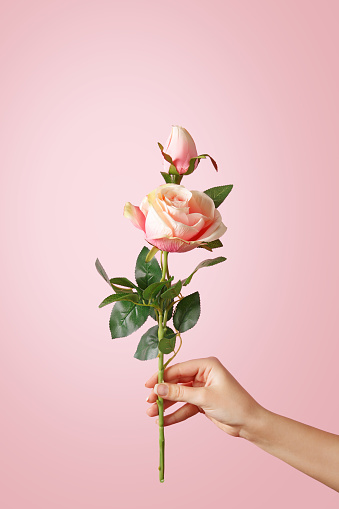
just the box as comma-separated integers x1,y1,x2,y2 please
165,204,191,224
199,221,227,243
195,209,222,239
171,218,205,241
162,185,192,205
189,190,215,218
145,205,173,240
123,202,146,231
147,237,186,253
176,242,199,253
186,212,209,228
140,195,150,216
153,197,206,241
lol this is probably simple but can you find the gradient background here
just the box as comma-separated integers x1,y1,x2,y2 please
1,0,338,507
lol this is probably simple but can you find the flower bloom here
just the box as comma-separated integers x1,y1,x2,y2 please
162,126,198,175
124,184,226,253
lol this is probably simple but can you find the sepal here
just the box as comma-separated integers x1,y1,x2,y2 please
197,239,223,252
158,141,181,175
160,172,173,184
185,153,218,176
145,246,159,262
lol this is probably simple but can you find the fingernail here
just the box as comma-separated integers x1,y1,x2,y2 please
146,395,149,402
155,418,159,425
154,383,168,397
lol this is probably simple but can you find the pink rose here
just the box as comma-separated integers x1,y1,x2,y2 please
124,184,226,253
162,126,198,175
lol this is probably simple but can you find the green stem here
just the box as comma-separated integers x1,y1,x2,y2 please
161,251,168,282
157,315,165,483
163,331,182,369
157,250,168,483
173,175,183,185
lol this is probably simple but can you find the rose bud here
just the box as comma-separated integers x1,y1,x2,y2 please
162,126,198,175
124,184,226,253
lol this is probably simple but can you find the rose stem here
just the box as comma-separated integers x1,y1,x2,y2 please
157,250,168,483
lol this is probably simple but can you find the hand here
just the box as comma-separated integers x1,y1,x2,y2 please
146,356,339,492
145,356,264,438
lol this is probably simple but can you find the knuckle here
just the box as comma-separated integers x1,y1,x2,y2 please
207,355,220,365
175,384,186,401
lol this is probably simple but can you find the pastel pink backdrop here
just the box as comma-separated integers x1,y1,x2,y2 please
1,1,338,507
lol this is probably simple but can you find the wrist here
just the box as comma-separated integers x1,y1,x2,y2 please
239,404,272,444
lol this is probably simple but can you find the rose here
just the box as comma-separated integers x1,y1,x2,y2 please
124,183,226,253
162,126,198,175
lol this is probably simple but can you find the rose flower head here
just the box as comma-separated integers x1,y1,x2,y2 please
124,184,226,253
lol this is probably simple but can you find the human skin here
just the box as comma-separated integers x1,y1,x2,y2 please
145,357,339,492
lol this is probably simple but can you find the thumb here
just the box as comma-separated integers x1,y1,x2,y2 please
154,383,204,407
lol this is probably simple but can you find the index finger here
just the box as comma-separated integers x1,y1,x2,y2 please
144,357,209,388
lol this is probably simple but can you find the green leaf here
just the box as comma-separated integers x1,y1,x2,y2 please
109,301,150,339
161,280,182,300
158,327,176,354
143,280,168,300
110,277,138,289
183,256,227,286
99,292,139,308
109,279,134,293
197,239,223,252
160,172,173,184
145,246,159,262
148,301,173,321
173,292,201,333
95,258,111,287
135,247,162,290
203,185,233,208
167,305,173,321
134,325,159,361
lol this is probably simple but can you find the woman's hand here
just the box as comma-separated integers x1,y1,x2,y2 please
145,356,264,438
145,356,339,492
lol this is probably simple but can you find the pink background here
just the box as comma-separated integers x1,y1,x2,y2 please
1,0,338,507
